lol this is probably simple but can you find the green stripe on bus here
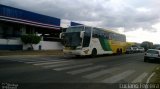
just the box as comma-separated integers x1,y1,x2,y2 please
99,37,112,51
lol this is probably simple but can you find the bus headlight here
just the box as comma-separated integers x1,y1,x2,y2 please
76,46,82,50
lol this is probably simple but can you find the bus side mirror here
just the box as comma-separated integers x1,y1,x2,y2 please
59,33,63,39
80,31,85,38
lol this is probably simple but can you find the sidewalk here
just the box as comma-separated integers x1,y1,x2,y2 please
0,50,64,56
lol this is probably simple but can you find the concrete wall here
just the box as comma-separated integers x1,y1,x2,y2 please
0,38,22,50
0,38,22,45
0,38,63,50
23,41,63,50
41,41,63,50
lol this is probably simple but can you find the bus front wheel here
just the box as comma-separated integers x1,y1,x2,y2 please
91,48,97,57
120,49,122,54
75,55,81,58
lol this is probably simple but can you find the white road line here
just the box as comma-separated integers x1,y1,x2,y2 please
15,60,34,62
101,70,135,83
8,58,47,62
8,58,34,62
67,65,106,75
132,72,148,83
9,57,65,63
145,72,155,89
53,63,93,71
156,67,159,70
25,58,60,62
43,63,73,68
146,72,155,84
33,60,73,66
83,68,119,79
26,59,65,64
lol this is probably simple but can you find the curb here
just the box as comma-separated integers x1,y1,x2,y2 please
0,50,64,56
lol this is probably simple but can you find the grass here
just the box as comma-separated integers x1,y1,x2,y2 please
151,65,160,83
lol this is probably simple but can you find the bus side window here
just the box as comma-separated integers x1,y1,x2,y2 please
109,33,113,40
93,28,99,38
93,28,96,37
103,31,109,39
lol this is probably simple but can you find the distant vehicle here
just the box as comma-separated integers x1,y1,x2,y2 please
138,47,145,53
126,47,134,54
156,47,160,50
60,25,127,57
126,46,144,54
144,49,160,62
132,47,139,53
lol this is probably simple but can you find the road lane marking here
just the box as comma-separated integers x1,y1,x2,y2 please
67,65,106,75
43,63,73,68
54,63,93,71
7,58,37,62
156,67,159,70
83,67,119,79
132,72,148,83
8,57,65,63
26,58,65,62
26,59,65,64
101,70,135,83
146,72,155,84
33,60,73,66
145,72,155,89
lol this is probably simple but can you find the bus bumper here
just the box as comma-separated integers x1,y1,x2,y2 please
63,49,90,56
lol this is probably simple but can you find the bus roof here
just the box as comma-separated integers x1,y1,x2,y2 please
68,25,125,36
94,27,125,36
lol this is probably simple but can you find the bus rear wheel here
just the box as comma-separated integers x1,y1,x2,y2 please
116,49,120,55
91,48,97,57
116,48,122,55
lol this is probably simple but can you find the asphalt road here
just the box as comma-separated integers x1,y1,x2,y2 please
0,53,159,89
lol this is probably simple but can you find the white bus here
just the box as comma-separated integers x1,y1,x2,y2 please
60,25,127,57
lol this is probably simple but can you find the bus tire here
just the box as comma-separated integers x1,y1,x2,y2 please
116,49,120,55
120,49,122,54
91,48,97,57
75,55,81,58
144,57,147,62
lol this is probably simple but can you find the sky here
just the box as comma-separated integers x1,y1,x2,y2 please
1,0,160,44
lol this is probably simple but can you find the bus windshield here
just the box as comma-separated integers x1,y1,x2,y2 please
62,26,85,47
63,32,82,47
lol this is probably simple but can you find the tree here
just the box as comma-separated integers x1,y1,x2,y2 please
141,41,153,51
153,44,160,49
21,34,41,50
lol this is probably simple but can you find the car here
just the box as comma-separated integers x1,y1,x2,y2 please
144,49,160,62
138,47,145,53
156,47,160,50
126,47,134,54
132,47,139,53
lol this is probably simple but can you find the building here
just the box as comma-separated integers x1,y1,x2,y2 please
0,4,83,50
